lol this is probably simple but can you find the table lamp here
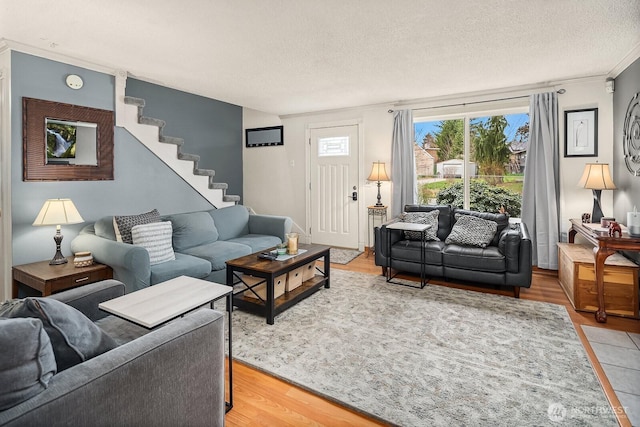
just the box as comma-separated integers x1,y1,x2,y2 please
367,161,390,207
33,198,84,265
578,163,616,224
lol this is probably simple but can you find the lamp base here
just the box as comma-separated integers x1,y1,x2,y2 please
591,189,604,224
49,231,68,265
374,181,384,207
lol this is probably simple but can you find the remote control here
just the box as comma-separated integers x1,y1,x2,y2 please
258,252,277,261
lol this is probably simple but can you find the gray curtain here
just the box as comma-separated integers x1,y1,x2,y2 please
391,109,417,218
522,92,560,270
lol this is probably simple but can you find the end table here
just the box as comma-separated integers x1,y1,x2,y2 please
12,257,113,298
367,205,388,255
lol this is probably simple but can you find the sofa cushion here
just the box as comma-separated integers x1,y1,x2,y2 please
149,253,212,285
399,210,440,241
0,317,57,410
181,241,253,271
391,240,445,265
132,221,176,265
0,298,118,372
227,234,281,252
452,208,509,247
165,211,219,252
114,209,161,244
443,244,505,271
404,205,452,241
445,214,498,248
209,205,250,241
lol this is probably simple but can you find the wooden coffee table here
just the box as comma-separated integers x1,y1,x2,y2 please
226,244,330,325
98,275,234,412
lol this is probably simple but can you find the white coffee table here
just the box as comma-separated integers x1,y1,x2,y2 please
99,275,234,412
385,222,432,288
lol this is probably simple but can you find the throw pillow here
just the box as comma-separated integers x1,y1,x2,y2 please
0,317,57,410
445,214,498,248
131,221,176,265
399,210,440,241
113,209,161,244
0,298,118,372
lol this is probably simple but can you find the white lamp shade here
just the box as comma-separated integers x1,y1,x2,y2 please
33,199,84,226
578,163,616,190
367,162,390,182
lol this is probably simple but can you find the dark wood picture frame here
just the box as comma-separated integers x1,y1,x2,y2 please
245,125,284,148
23,97,114,181
564,108,598,157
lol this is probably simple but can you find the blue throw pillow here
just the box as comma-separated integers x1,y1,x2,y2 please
0,298,117,372
0,317,57,410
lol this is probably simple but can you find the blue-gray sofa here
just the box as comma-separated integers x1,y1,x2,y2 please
71,205,292,293
0,280,226,426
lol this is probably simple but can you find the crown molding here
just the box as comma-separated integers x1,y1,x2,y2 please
0,38,118,76
607,42,640,78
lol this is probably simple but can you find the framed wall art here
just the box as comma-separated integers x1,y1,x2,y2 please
564,108,598,157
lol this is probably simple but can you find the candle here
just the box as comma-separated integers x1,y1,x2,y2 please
628,206,640,237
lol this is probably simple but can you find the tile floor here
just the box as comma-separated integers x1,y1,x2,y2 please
582,325,640,426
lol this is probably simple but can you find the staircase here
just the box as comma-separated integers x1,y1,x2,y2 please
120,96,240,207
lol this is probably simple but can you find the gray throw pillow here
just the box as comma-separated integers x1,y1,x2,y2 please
113,209,161,244
0,317,57,410
400,210,440,241
445,214,498,248
0,298,117,372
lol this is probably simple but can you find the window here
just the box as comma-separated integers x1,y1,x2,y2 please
414,110,529,218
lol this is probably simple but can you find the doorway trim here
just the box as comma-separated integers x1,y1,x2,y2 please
305,119,365,251
0,46,12,302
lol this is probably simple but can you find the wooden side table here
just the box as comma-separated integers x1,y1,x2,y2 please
12,257,113,298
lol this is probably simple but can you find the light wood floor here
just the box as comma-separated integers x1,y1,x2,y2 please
225,252,640,427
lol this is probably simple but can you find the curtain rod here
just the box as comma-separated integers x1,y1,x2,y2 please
387,89,566,113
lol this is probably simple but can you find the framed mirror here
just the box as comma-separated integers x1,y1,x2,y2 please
23,97,114,181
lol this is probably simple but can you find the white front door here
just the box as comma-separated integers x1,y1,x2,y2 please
309,125,359,249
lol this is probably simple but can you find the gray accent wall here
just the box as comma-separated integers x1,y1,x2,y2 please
125,79,243,199
11,52,216,265
613,56,640,263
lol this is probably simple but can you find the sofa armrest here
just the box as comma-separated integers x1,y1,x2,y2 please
0,310,226,427
71,234,151,293
499,223,531,274
48,280,125,322
248,214,293,242
374,218,402,267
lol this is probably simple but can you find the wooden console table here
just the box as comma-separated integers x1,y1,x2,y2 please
568,218,640,323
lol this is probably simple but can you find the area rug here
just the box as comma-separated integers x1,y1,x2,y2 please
329,247,362,264
228,270,617,426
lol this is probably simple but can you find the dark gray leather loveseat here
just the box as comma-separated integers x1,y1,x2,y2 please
374,205,532,297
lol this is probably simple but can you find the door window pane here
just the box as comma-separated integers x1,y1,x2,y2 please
318,136,349,157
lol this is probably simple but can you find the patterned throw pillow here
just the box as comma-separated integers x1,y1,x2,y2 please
399,210,440,241
113,209,161,244
445,214,497,248
131,221,176,265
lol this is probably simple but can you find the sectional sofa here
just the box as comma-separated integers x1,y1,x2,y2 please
71,205,292,293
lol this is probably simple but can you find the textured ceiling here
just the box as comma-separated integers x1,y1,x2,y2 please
1,1,639,115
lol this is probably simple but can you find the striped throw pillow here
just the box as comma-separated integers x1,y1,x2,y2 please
131,221,176,265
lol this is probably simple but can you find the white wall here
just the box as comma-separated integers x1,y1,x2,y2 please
556,78,614,240
243,77,614,250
